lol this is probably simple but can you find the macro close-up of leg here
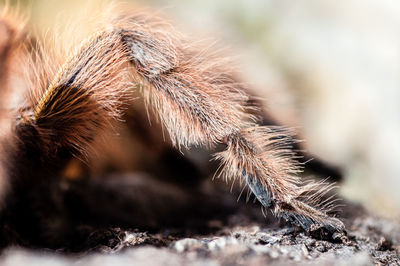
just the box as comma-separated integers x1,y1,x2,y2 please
0,1,399,265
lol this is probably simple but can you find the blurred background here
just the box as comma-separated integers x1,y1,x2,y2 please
6,0,400,219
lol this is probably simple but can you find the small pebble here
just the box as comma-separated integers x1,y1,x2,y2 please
171,238,203,253
301,244,309,256
316,244,327,253
207,237,238,251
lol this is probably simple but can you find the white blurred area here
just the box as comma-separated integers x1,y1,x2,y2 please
13,0,400,218
142,0,400,218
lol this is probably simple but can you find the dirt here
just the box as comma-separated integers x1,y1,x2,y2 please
0,171,398,266
0,197,399,266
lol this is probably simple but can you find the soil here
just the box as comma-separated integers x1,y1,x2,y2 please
0,175,398,266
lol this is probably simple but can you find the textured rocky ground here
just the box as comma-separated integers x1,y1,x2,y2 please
0,199,398,266
0,169,398,266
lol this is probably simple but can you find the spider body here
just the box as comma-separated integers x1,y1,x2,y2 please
0,5,344,247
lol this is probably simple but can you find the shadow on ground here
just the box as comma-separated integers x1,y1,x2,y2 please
0,173,399,265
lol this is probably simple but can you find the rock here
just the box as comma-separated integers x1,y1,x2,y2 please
171,239,204,253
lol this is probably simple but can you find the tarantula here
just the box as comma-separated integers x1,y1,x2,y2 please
0,5,344,247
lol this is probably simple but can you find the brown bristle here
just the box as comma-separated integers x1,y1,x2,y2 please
22,31,131,155
0,7,345,236
214,126,344,233
114,15,255,147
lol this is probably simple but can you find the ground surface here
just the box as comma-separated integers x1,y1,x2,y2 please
0,199,398,266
